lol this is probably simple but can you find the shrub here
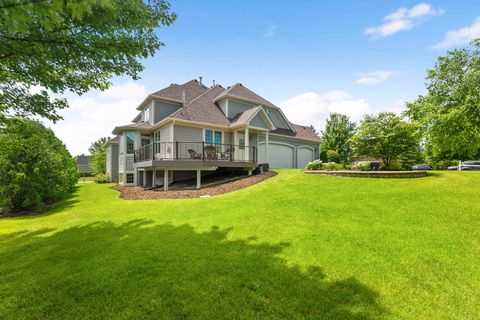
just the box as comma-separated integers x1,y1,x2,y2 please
0,118,79,211
352,161,371,171
94,173,110,183
326,150,340,163
344,164,352,170
305,159,323,170
334,163,345,170
429,159,458,170
323,162,337,170
382,161,404,171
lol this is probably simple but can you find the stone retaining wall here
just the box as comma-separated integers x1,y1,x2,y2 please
303,170,428,178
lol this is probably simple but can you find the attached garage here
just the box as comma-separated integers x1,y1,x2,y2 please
297,146,315,169
258,142,295,168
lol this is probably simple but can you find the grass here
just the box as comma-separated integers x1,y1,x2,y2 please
0,170,479,319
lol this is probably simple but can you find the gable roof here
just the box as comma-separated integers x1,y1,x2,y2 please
229,106,275,129
136,79,208,110
213,83,276,107
112,121,152,135
271,124,321,142
170,85,231,127
106,136,120,145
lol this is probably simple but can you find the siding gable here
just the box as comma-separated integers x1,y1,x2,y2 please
250,113,269,129
227,99,255,119
154,100,182,123
265,108,290,129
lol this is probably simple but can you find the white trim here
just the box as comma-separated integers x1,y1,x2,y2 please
214,94,277,109
263,106,295,132
248,126,270,132
268,132,321,144
202,128,223,144
136,94,182,111
297,145,315,151
259,140,295,149
296,145,316,168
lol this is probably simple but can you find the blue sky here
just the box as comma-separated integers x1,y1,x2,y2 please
52,1,480,155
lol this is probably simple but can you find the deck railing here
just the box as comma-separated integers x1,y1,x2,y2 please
134,142,257,163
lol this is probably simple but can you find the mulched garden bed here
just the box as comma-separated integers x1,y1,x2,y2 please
112,171,277,200
304,170,428,178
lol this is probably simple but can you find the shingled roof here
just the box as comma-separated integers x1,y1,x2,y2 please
112,122,152,135
213,83,276,107
170,85,231,127
151,80,208,104
271,124,321,142
115,79,321,142
229,106,261,127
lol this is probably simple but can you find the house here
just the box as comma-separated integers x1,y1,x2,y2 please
106,79,321,189
76,155,92,174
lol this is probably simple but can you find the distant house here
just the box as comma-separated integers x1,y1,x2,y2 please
106,79,321,189
76,155,92,174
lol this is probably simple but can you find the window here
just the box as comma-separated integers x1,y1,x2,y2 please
126,131,135,154
141,138,151,147
143,106,150,122
205,129,222,145
239,137,245,150
126,173,134,184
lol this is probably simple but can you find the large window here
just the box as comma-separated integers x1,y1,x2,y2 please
205,129,222,145
126,173,134,184
126,131,136,154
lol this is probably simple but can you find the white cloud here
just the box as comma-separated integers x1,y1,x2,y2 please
365,3,444,39
279,91,372,131
433,17,480,49
46,82,147,156
354,70,393,85
263,25,277,38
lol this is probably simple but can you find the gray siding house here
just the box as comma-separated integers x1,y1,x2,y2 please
106,79,321,189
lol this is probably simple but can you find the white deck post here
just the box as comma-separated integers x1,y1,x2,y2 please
265,132,269,164
164,169,168,191
196,170,201,189
233,130,238,160
153,169,156,188
143,170,146,187
245,126,249,161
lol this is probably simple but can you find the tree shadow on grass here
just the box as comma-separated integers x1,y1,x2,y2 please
2,188,81,220
0,221,386,319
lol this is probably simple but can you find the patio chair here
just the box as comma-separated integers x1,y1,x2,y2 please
188,149,201,160
221,147,235,160
204,145,217,160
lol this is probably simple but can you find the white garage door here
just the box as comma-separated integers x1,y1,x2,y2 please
297,147,314,169
268,143,294,168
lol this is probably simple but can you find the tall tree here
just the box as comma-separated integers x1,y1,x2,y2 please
321,113,356,163
0,0,176,122
89,137,108,175
406,39,480,160
350,112,420,168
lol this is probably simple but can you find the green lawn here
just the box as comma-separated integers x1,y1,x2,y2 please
0,170,479,319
